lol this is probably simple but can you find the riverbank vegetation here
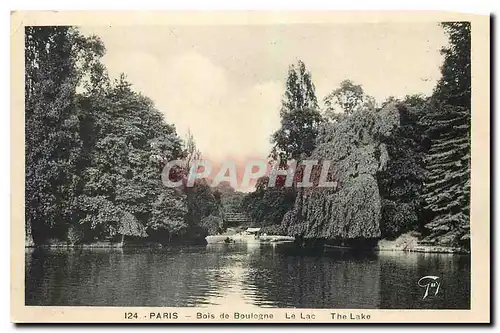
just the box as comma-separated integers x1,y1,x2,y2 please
25,23,471,250
25,27,225,246
241,22,471,249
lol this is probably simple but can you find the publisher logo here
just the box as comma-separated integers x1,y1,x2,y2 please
418,276,440,300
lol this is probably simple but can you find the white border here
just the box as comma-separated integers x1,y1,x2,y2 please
3,1,496,332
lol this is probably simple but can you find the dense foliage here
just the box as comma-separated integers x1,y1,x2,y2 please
242,61,321,230
323,79,376,117
241,176,296,226
26,22,472,248
422,104,470,246
270,60,323,162
432,22,471,107
244,22,471,248
281,104,400,240
421,22,471,247
25,27,220,246
377,98,428,239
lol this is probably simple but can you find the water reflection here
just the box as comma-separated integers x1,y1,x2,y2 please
245,246,381,308
379,251,470,309
25,244,470,309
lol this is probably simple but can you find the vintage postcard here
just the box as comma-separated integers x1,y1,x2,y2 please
11,11,490,323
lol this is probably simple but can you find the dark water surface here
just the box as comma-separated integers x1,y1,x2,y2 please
25,243,470,309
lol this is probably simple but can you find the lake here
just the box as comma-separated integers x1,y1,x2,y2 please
25,243,470,309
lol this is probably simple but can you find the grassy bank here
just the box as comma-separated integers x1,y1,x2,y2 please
26,231,470,254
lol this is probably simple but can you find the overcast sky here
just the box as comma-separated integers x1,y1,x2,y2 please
80,23,448,188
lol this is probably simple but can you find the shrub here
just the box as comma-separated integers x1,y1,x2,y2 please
67,224,84,245
201,215,223,235
260,224,286,236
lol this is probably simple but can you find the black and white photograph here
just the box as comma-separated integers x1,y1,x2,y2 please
11,11,490,323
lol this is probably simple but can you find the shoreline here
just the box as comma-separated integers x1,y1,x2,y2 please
376,232,470,254
25,239,470,255
375,245,470,254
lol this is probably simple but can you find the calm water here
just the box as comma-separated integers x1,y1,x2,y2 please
25,243,470,309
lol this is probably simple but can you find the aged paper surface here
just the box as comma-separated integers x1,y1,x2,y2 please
11,11,490,323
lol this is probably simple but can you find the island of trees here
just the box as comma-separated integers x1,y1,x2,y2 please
25,23,471,250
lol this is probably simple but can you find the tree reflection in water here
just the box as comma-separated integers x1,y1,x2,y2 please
244,245,381,308
25,244,470,309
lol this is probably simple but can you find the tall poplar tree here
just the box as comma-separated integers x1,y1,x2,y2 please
270,60,322,162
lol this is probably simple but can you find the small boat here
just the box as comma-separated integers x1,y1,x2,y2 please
267,236,295,243
324,244,353,251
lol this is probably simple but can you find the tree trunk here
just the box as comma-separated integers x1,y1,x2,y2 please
120,234,125,247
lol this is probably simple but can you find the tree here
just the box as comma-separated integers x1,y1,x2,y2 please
80,75,187,241
433,22,471,107
377,99,428,238
270,60,323,162
184,129,201,171
179,132,223,235
422,22,471,247
422,105,470,246
281,104,401,241
25,26,106,244
118,212,148,246
25,27,195,245
241,176,296,226
323,79,375,118
262,61,323,233
200,214,223,235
